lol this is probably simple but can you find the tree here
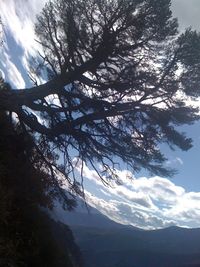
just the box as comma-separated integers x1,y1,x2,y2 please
1,0,200,197
0,112,83,266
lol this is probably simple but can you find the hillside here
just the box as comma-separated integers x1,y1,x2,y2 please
72,225,200,267
52,201,200,267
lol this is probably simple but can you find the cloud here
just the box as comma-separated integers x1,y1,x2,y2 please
75,163,200,229
86,195,176,229
0,68,5,80
0,0,46,56
2,53,25,88
100,189,112,197
166,157,184,167
176,157,183,165
108,185,156,209
172,0,200,31
0,0,47,88
75,160,104,186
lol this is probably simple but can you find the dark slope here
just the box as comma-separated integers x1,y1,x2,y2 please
0,112,83,267
53,199,200,267
72,225,200,267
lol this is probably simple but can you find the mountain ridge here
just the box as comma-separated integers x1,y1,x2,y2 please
51,199,200,267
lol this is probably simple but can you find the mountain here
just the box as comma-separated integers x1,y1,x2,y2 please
72,225,200,267
51,197,136,230
52,201,200,267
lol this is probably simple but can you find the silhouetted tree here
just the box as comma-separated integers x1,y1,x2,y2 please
0,112,82,266
1,0,200,194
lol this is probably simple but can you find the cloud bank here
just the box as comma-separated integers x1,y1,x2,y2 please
76,164,200,229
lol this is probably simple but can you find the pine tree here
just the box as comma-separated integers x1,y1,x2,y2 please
1,0,200,197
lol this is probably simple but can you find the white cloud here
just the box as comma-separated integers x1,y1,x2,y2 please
0,0,46,56
0,0,47,88
76,164,200,229
3,53,25,88
100,189,112,197
75,160,111,187
166,157,184,166
176,157,184,165
108,185,156,209
0,68,5,79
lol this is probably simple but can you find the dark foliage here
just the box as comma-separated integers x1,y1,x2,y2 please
0,112,82,266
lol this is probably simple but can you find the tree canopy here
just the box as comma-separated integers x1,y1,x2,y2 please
1,0,200,198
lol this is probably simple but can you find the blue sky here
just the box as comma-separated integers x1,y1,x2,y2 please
1,0,200,229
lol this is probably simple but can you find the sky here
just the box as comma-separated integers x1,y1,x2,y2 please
1,0,200,230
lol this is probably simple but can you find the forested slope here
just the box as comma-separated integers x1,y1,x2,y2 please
0,112,83,267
